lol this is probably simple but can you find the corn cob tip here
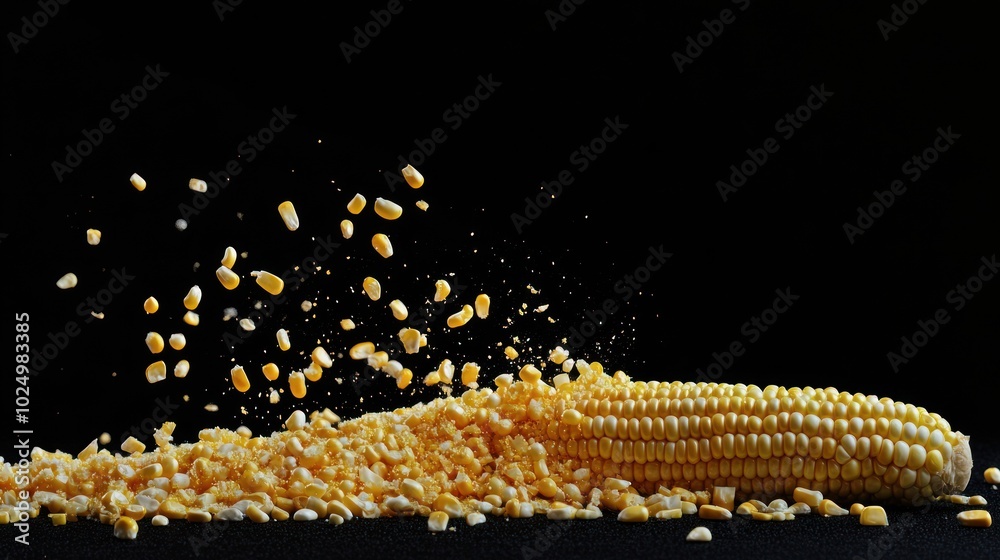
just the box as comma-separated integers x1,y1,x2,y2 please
946,431,972,494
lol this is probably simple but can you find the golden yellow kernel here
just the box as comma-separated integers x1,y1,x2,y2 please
475,294,490,318
143,296,159,314
262,363,279,381
518,364,541,384
183,311,200,326
145,332,165,354
113,516,138,540
389,299,408,320
349,341,375,360
278,200,299,230
618,505,649,522
252,270,284,296
447,304,474,328
416,200,429,211
363,277,381,301
276,329,291,351
49,513,67,526
216,266,240,290
145,361,167,384
504,346,518,359
957,510,992,528
347,193,366,214
340,219,354,239
397,368,413,389
985,467,1000,484
850,503,866,516
402,164,424,188
289,371,307,398
434,279,451,301
374,197,403,220
129,173,146,191
231,365,250,393
341,318,356,331
221,246,237,268
461,362,480,387
168,333,186,351
86,228,102,246
372,233,393,258
860,506,888,526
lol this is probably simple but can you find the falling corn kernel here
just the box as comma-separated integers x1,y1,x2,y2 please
434,279,451,302
372,233,393,258
289,371,307,399
686,527,712,542
174,360,190,378
129,173,146,191
957,510,992,527
374,197,403,220
399,328,421,354
145,361,167,383
231,365,250,393
216,266,240,290
401,164,424,188
301,300,313,312
183,285,202,310
189,178,208,192
518,364,541,383
240,318,255,332
437,359,455,384
447,304,474,328
56,273,78,289
143,296,159,314
389,299,408,320
121,436,146,454
168,334,186,351
341,319,356,331
183,311,200,326
397,368,413,389
175,219,188,231
114,516,138,540
347,193,366,214
312,346,333,369
340,219,354,239
416,200,429,211
461,362,480,387
252,270,284,296
985,467,1000,484
475,294,490,318
86,229,102,245
860,506,888,526
276,329,291,351
349,341,375,360
145,332,165,354
278,200,299,230
221,246,237,268
504,346,518,359
262,363,280,381
363,277,381,301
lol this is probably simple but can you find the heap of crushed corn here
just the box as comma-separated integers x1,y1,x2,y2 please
0,362,977,536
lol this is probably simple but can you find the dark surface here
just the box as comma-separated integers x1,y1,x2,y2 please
2,1,997,559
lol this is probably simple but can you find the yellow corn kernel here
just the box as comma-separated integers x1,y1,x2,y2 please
699,504,733,520
189,178,208,192
736,503,757,516
129,173,146,191
289,371,307,399
818,499,849,516
221,246,237,268
56,273,78,289
363,277,381,301
985,467,1000,484
340,219,354,239
350,341,375,360
686,527,712,542
252,270,284,296
475,294,490,318
145,332,165,354
231,365,250,393
504,346,519,359
262,363,279,381
278,201,299,230
145,361,167,384
416,200,429,211
347,193,366,214
618,505,649,522
168,333,186,351
434,280,451,301
436,359,455,384
183,311,200,326
372,233,393,258
751,511,773,521
172,360,190,379
276,329,291,351
860,506,888,526
447,304,474,328
428,511,448,531
712,487,736,511
143,296,159,314
216,266,240,290
656,508,683,519
401,164,424,188
389,299,408,320
397,368,413,389
271,506,290,521
86,228,102,246
246,504,269,523
968,495,987,506
187,510,212,523
121,436,146,454
49,513,67,526
793,487,824,508
957,510,991,527
518,364,541,384
114,516,138,540
850,503,866,516
312,347,333,368
341,319,356,331
461,362,480,387
374,197,403,220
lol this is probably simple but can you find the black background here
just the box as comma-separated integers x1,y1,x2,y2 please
2,1,997,558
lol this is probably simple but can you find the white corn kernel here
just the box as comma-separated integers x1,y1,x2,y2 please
475,294,490,318
168,334,186,351
216,508,244,521
372,233,393,258
341,319,356,331
144,296,159,314
363,277,381,300
293,509,319,521
686,527,712,542
416,200,429,211
374,197,403,220
151,515,169,526
221,246,237,268
252,270,284,295
434,279,451,301
86,229,102,245
145,332,165,354
56,273,78,289
231,365,250,393
389,299,408,320
146,361,167,384
347,193,366,214
183,285,202,310
276,329,291,351
175,219,187,231
466,512,486,526
328,513,345,525
183,311,200,326
278,200,299,230
240,318,255,332
985,467,1000,484
174,360,190,378
130,173,146,191
216,266,240,290
427,511,449,531
340,219,354,240
401,164,424,188
189,178,208,192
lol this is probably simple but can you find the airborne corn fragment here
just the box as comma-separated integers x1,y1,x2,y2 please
363,277,381,301
189,178,208,192
231,365,250,393
183,311,200,326
347,193,366,214
372,234,393,258
168,334,186,350
184,285,202,310
341,319,356,331
262,363,279,381
446,304,474,328
402,164,424,188
434,280,451,301
416,200,429,211
129,173,146,191
374,197,403,220
985,467,1000,484
145,332,165,354
221,246,237,268
174,360,190,378
86,229,102,245
144,296,159,314
145,361,167,383
340,219,354,239
475,294,490,318
252,270,284,295
276,329,291,351
278,201,299,231
56,273,78,289
389,299,408,320
216,266,240,290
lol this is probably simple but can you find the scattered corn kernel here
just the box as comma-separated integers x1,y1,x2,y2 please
129,173,146,191
985,467,1000,484
447,304,474,328
86,228,102,245
231,365,250,393
818,499,849,516
793,487,824,508
121,436,146,454
428,511,449,531
114,516,138,540
475,294,490,318
434,280,451,301
252,270,284,295
145,361,167,384
151,515,169,526
860,506,888,526
49,513,67,525
216,266,240,290
699,504,732,520
461,362,480,387
363,277,381,300
957,510,992,527
56,273,78,289
347,193,366,214
168,333,186,351
389,299,408,320
850,503,865,516
372,233,393,258
374,197,403,220
736,503,757,516
617,505,649,522
312,346,333,368
262,363,279,381
289,371,306,398
416,200,429,211
751,512,773,521
402,164,424,188
518,364,541,384
145,332,165,354
277,329,291,351
183,311,200,326
504,346,518,359
189,178,208,192
340,319,356,331
240,318,255,332
350,341,375,360
656,508,683,519
340,219,354,239
183,285,202,310
686,526,712,542
221,246,237,268
144,296,159,314
968,495,987,506
278,201,299,230
173,360,190,378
